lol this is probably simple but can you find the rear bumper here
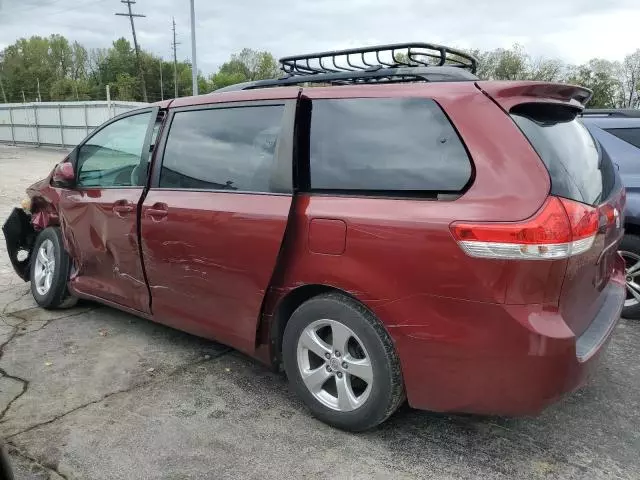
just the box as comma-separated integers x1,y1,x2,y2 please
2,208,36,281
389,256,625,416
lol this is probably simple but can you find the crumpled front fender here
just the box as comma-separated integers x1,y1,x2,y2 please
2,208,37,281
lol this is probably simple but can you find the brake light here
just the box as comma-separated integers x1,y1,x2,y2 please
450,197,598,260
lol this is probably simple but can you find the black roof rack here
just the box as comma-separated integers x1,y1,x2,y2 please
281,43,477,76
581,109,640,118
215,43,479,92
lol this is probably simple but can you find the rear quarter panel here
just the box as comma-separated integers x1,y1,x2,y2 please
268,83,553,329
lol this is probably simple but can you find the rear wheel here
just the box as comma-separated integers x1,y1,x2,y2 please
619,233,640,319
30,227,76,309
282,293,404,431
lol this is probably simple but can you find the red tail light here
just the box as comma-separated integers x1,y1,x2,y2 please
450,197,598,260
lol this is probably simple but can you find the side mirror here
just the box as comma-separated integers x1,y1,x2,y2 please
52,162,76,188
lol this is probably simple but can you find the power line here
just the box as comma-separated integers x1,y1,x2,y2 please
172,17,180,99
115,0,148,103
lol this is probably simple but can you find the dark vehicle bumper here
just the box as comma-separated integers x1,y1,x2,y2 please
2,208,36,282
390,255,625,416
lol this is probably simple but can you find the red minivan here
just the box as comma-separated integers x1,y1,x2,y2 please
2,44,626,431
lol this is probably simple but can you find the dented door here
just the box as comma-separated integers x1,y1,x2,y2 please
60,107,159,312
140,99,297,352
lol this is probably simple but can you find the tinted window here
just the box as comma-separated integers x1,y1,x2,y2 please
512,114,615,205
160,106,284,192
77,112,151,187
604,128,640,149
309,98,472,192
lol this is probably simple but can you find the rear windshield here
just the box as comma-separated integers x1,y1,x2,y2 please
512,113,615,205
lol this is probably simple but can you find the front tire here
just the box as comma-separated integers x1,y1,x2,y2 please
282,293,404,431
30,227,76,309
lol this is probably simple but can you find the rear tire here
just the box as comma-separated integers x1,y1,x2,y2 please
282,293,404,431
30,227,76,309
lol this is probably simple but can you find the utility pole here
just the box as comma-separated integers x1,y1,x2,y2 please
159,58,164,101
171,17,180,98
36,78,42,102
0,76,7,103
116,0,148,102
189,0,198,95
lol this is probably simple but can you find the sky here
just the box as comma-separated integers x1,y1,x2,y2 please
0,0,639,75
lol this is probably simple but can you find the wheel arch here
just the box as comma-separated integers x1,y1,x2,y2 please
264,283,391,370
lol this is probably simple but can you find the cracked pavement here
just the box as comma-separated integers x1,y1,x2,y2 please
0,144,639,479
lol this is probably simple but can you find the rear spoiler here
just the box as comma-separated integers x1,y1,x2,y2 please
475,81,593,112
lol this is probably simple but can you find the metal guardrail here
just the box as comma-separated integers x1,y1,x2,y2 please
0,101,148,148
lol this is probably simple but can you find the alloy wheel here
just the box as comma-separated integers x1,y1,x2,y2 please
620,250,640,307
33,239,55,296
296,319,373,412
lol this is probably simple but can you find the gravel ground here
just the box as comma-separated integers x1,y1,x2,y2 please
0,144,638,480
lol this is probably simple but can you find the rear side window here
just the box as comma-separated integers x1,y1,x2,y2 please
309,98,472,193
160,105,284,192
512,111,615,205
603,128,640,149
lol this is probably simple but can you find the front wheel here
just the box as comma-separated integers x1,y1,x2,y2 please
30,227,76,309
282,293,404,431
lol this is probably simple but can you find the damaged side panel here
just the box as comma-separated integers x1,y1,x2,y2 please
58,188,150,313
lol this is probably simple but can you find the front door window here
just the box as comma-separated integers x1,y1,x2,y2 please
76,112,153,188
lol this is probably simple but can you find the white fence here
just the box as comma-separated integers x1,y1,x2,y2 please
0,101,148,147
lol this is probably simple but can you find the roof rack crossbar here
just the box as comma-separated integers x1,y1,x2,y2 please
279,43,478,79
318,56,336,73
304,58,320,75
375,50,387,68
331,55,356,72
407,48,430,67
346,54,360,70
360,51,374,68
390,49,402,66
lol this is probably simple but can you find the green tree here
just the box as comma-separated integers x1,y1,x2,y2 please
474,45,529,80
71,41,88,80
48,34,73,78
113,73,138,100
566,59,621,108
471,44,566,82
49,78,91,100
0,36,54,101
620,49,640,108
210,48,279,90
